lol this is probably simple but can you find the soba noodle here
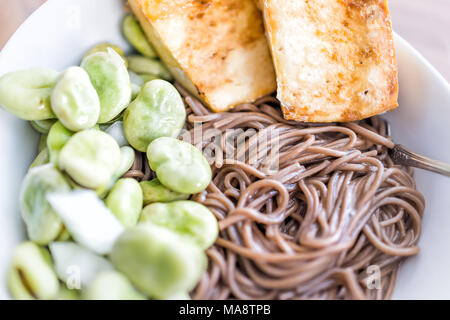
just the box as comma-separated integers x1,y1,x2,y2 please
124,84,425,300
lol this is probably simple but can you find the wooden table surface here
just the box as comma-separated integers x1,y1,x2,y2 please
0,0,449,83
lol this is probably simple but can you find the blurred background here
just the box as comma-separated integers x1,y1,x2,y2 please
0,0,449,82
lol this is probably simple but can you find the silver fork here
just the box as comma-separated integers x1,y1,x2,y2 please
383,119,450,177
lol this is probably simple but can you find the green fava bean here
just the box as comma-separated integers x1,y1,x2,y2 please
95,146,135,199
147,137,212,194
122,15,157,58
83,43,127,63
124,80,185,152
8,242,59,300
128,71,159,100
110,224,206,299
140,201,218,250
55,227,71,242
31,119,57,134
140,178,189,205
47,121,74,165
39,134,48,152
167,292,191,300
127,55,172,81
81,48,131,123
83,271,145,300
30,148,50,169
139,73,160,83
0,68,58,120
115,146,136,178
51,67,100,132
59,130,121,189
101,112,124,125
106,178,143,228
56,285,80,300
20,164,71,244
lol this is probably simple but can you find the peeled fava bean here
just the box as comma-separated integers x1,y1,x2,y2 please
167,292,191,300
30,148,50,169
51,67,100,131
95,146,135,198
8,242,59,300
31,119,57,134
139,74,160,83
59,130,121,189
0,68,58,120
122,15,156,58
111,224,206,299
140,178,189,205
116,146,136,177
147,137,212,194
114,146,136,179
20,164,71,244
83,43,127,63
127,55,172,81
81,48,131,123
140,201,218,250
106,178,143,228
56,286,80,300
39,134,48,153
83,271,145,300
124,80,185,152
47,121,74,165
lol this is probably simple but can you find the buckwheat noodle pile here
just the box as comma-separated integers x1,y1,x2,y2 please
125,84,425,300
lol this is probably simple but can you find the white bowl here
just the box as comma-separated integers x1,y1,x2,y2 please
1,0,449,300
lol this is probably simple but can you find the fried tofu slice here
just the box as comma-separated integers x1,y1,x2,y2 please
253,0,264,10
128,0,277,113
259,0,399,122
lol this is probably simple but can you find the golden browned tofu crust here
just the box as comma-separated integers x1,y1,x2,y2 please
129,0,276,113
261,0,399,122
253,0,264,10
